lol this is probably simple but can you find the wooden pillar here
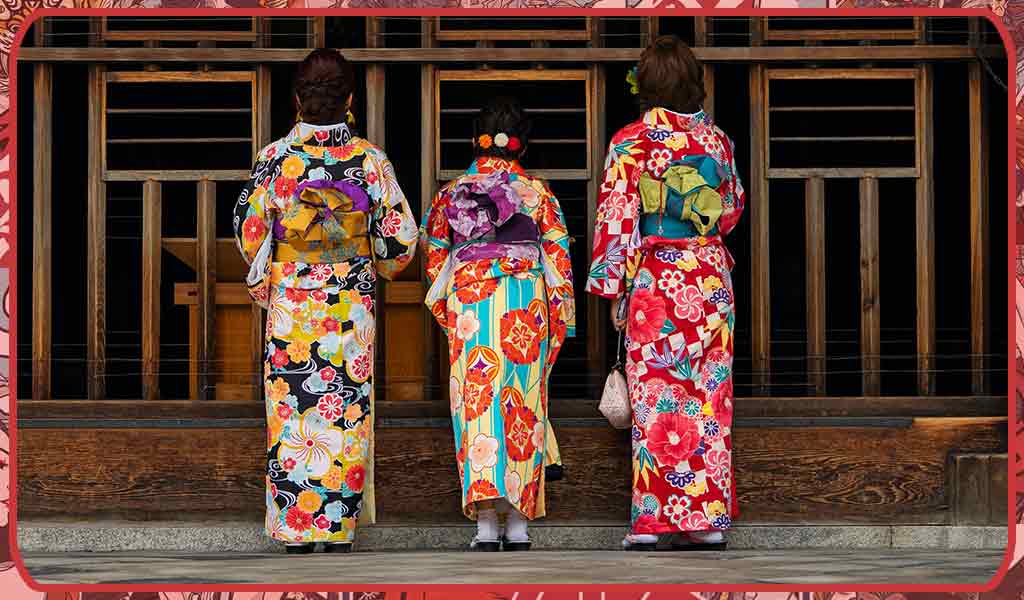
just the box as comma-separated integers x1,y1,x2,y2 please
587,62,607,393
749,64,770,395
859,177,881,396
694,17,708,47
252,65,271,393
805,177,826,396
307,17,326,48
141,180,162,401
87,64,106,400
197,179,217,400
750,17,765,46
32,63,52,401
422,63,439,399
968,61,989,394
915,64,936,395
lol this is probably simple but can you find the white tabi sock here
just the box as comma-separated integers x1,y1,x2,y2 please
688,530,724,544
476,508,500,542
505,507,529,542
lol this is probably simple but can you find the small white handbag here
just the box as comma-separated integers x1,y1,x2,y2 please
599,330,631,429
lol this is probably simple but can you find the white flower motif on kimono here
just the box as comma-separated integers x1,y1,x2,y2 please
662,494,691,526
277,408,345,479
316,393,345,422
657,269,686,297
468,433,500,472
648,148,672,177
531,421,545,451
450,377,463,415
456,309,480,341
505,469,523,504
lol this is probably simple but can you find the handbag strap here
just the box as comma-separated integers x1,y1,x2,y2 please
612,329,624,370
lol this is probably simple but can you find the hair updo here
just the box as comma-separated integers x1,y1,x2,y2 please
637,35,706,114
472,96,531,160
294,48,355,126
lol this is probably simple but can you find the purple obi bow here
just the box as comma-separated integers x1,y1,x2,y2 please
443,171,539,246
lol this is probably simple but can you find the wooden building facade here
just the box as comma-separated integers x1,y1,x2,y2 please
14,16,1010,528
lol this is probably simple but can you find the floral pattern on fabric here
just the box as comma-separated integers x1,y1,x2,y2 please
234,122,417,543
587,108,744,535
423,158,575,520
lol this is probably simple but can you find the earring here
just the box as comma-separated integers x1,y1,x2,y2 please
346,110,355,126
295,110,303,123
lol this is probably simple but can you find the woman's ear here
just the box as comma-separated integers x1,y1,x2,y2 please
294,94,301,110
346,93,354,111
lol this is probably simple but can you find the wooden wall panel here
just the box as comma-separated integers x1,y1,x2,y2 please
18,418,1007,523
32,63,52,401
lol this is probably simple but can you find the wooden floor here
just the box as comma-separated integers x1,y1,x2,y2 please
22,549,1006,585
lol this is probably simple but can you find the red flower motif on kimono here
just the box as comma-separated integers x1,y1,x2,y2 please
276,403,294,420
520,480,539,517
323,317,340,333
285,288,309,304
285,506,314,532
710,378,734,421
274,176,297,199
282,263,297,276
673,285,705,323
500,309,543,364
463,380,494,422
467,479,499,503
346,464,366,492
503,401,539,462
271,348,290,368
379,211,403,237
633,514,661,534
628,288,667,345
455,279,499,305
243,215,267,244
647,413,701,468
317,393,345,422
311,289,329,303
314,514,332,530
319,366,337,382
314,129,330,142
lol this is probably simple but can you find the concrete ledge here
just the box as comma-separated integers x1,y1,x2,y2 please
16,521,1009,553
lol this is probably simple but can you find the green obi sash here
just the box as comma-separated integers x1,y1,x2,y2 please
638,155,726,238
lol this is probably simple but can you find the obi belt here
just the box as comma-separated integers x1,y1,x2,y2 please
426,170,559,306
638,155,727,239
272,179,372,264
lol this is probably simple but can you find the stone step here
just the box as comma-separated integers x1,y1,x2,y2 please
17,521,1008,553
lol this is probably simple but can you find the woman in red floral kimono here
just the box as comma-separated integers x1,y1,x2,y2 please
586,36,745,551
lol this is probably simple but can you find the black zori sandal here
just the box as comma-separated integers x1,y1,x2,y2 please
285,543,314,555
501,536,532,551
323,543,352,553
470,536,501,552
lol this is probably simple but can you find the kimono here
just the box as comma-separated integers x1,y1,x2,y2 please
422,158,575,520
233,121,418,544
586,107,745,535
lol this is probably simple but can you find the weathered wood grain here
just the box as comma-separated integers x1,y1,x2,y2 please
17,419,1007,523
32,63,52,401
141,180,162,401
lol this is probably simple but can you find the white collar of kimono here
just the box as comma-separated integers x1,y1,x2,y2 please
295,121,351,138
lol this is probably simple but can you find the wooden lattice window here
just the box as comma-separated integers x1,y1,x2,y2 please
436,69,592,181
99,17,260,44
103,70,256,179
764,68,921,179
763,17,923,43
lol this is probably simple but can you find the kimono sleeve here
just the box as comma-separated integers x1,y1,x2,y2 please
366,148,418,281
233,146,278,306
421,187,452,332
716,135,746,237
585,135,643,300
233,149,276,266
538,184,576,366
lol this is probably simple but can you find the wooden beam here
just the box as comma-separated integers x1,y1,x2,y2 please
434,29,591,42
694,17,708,47
860,177,881,396
105,170,250,182
196,179,217,401
749,64,770,396
106,71,255,83
87,64,106,400
365,65,386,145
18,45,1002,64
767,167,917,179
703,64,715,119
916,64,936,395
32,63,52,401
422,62,439,401
805,177,826,397
969,61,990,394
141,180,162,401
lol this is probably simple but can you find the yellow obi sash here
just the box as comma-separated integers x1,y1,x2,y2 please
273,178,372,264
